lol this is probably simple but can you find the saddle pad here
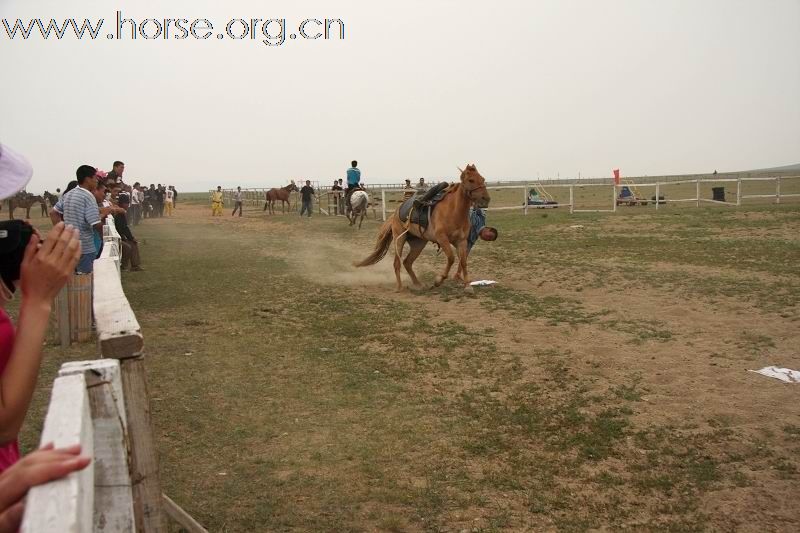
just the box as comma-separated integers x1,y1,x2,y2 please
398,198,429,228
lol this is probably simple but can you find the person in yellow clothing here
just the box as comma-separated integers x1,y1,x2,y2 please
165,186,175,216
211,186,224,216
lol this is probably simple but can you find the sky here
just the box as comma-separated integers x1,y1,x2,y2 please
1,0,798,192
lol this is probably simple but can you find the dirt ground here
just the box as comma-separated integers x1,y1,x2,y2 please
20,199,800,532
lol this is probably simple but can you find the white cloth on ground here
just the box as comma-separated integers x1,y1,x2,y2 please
749,366,800,383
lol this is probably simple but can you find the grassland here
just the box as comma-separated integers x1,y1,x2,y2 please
16,195,800,532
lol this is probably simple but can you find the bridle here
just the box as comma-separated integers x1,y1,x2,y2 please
462,181,487,201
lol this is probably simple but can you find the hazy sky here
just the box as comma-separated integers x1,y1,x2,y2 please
2,0,798,191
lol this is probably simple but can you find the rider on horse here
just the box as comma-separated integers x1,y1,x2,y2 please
345,160,361,212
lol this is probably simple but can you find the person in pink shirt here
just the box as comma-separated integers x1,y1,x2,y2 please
0,143,81,474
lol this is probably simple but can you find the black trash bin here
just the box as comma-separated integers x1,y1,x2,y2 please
712,187,725,202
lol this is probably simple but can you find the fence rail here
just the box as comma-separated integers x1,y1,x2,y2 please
214,175,799,221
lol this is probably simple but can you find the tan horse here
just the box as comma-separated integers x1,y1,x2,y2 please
263,182,298,214
355,164,490,292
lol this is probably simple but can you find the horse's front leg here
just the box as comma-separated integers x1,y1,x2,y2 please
455,239,472,293
434,238,456,287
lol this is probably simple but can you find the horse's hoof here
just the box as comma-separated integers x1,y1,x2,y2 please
395,286,405,293
410,283,423,292
434,275,444,287
464,284,475,295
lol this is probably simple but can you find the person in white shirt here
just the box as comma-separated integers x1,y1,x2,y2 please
232,187,244,217
130,182,141,225
165,186,175,217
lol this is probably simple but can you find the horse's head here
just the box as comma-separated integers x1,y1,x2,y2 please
459,164,490,208
287,182,299,192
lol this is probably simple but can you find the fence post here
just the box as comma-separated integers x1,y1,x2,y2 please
381,190,386,221
656,183,660,211
523,184,528,215
57,285,71,347
776,177,781,204
569,185,574,214
696,180,700,207
736,178,741,206
612,184,617,212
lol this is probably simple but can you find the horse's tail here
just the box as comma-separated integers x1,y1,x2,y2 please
354,218,393,267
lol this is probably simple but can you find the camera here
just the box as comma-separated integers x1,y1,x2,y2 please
0,220,34,293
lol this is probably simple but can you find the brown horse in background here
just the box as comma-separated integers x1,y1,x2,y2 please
355,164,490,292
263,182,298,214
2,192,46,219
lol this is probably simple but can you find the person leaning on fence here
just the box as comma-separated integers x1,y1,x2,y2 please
232,186,244,217
331,180,343,215
299,180,316,217
114,195,144,271
0,143,83,476
62,165,104,274
0,222,81,475
90,181,124,259
211,186,224,216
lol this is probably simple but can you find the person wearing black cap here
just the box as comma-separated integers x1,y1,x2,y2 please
114,195,143,272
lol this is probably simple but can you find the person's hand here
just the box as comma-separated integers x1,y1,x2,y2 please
19,222,81,307
0,444,91,533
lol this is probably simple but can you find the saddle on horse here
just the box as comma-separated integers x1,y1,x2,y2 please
398,181,451,230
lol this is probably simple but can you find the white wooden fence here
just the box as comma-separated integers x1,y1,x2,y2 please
373,176,800,220
22,216,207,533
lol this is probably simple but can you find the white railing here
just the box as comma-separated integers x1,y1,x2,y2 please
375,176,800,220
101,215,122,274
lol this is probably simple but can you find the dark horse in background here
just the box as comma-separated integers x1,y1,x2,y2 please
1,191,47,219
43,191,59,216
355,164,490,292
263,182,298,215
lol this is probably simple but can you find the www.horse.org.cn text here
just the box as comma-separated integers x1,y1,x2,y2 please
1,11,346,47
